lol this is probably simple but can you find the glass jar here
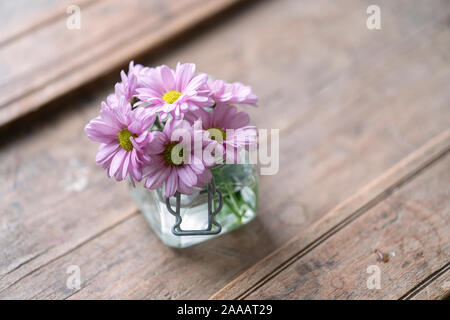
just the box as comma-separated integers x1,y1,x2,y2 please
129,162,259,248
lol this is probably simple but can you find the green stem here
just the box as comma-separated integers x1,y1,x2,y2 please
218,171,242,223
223,197,242,224
154,117,164,130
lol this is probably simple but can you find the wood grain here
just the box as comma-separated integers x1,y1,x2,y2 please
0,0,98,47
0,0,449,299
211,130,450,299
0,0,244,127
407,266,450,300
242,154,450,299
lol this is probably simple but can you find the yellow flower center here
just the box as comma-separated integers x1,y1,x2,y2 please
162,142,185,166
162,90,182,104
118,128,136,151
207,127,226,143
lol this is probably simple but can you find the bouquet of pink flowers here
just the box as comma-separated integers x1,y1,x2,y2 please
85,62,258,199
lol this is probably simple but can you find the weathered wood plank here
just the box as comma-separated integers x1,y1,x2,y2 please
0,0,244,127
0,99,139,288
407,266,450,300
0,0,449,299
0,0,96,47
242,154,450,299
211,130,450,299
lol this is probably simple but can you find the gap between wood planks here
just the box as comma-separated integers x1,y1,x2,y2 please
0,210,138,295
400,262,450,300
1,0,448,298
243,154,449,299
210,129,450,299
0,0,261,292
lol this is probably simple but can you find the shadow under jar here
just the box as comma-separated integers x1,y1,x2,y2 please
129,161,259,248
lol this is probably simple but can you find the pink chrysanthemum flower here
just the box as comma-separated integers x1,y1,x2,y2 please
187,104,257,164
85,97,156,185
108,61,153,107
137,62,212,119
142,119,211,197
206,78,258,106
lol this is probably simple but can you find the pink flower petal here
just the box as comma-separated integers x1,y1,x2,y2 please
175,62,195,90
96,143,120,164
177,178,194,195
109,148,127,178
164,169,178,198
185,73,207,92
146,131,166,154
195,169,212,188
177,165,197,187
160,65,175,92
122,151,131,179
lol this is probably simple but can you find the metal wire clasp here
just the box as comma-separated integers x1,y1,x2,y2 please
165,177,223,236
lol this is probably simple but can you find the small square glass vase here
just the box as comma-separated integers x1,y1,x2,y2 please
129,163,259,248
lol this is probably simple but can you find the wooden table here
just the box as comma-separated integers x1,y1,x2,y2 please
0,0,449,300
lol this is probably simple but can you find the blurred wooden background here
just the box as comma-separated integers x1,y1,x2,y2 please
0,0,449,299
